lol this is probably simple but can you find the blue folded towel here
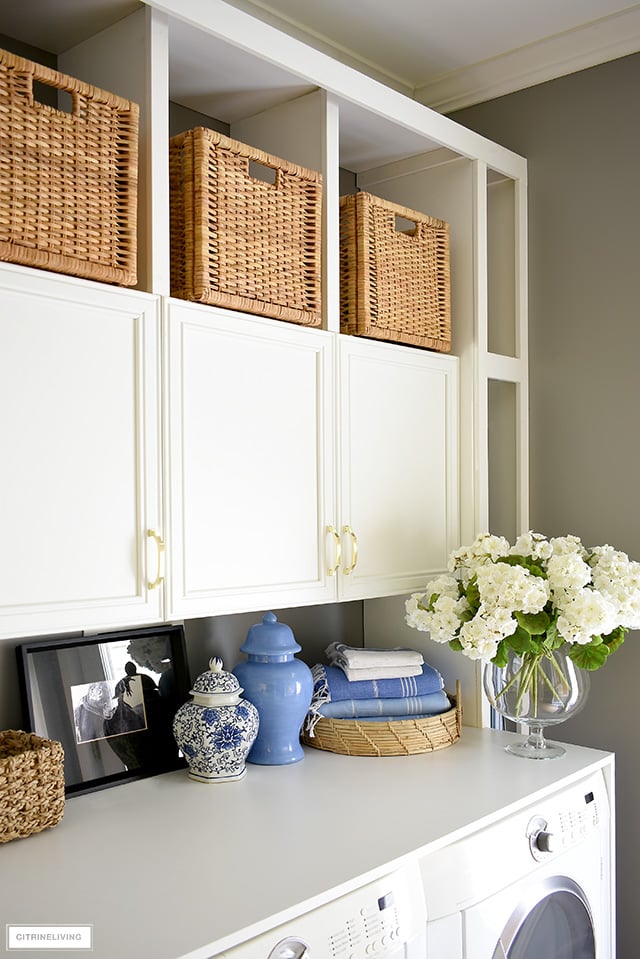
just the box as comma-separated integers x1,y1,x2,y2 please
317,689,451,720
311,662,444,703
304,663,449,735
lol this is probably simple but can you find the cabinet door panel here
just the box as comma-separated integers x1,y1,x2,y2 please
165,304,335,618
338,337,458,600
0,268,162,637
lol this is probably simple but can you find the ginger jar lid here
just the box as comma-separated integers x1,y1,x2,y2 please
240,611,302,659
190,657,243,705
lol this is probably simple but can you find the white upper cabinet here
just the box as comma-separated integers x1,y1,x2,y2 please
164,301,336,618
336,336,459,601
0,266,162,638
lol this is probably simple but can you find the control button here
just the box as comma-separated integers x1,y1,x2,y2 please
267,938,309,959
536,830,558,853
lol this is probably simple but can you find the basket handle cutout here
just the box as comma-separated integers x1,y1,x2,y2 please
31,79,80,117
394,213,419,236
248,158,279,187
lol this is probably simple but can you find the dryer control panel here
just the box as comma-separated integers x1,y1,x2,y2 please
218,862,427,959
418,767,610,921
527,782,601,861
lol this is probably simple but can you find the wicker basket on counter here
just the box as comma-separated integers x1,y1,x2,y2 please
0,731,65,842
169,127,322,327
0,48,139,286
340,191,451,352
301,681,461,757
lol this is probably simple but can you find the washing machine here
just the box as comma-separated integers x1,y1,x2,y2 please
418,767,613,958
218,861,428,959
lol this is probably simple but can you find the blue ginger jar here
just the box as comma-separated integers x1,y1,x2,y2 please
172,657,259,783
233,612,313,765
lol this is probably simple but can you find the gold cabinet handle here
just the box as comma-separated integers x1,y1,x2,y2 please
147,529,165,589
342,525,359,575
326,525,342,575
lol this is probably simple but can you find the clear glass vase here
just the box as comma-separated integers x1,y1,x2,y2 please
483,646,590,759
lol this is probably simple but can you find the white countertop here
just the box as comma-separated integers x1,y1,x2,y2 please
0,728,613,959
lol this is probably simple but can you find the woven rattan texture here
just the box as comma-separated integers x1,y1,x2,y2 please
340,192,451,352
0,48,138,286
301,682,462,757
0,731,65,842
170,128,322,326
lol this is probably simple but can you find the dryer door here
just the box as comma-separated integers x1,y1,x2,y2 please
494,876,594,959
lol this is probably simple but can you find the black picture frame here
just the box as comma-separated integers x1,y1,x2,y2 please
16,624,191,797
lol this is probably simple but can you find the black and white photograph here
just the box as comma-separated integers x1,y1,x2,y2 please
16,625,190,795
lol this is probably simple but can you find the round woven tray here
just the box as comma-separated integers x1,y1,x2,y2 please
301,681,462,757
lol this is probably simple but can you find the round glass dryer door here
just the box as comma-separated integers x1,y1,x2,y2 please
495,877,595,959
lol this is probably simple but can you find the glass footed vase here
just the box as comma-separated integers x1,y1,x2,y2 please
483,646,590,759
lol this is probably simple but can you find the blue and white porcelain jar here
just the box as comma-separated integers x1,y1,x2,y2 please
233,612,313,765
172,658,259,783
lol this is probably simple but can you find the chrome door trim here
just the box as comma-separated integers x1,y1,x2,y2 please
492,875,594,959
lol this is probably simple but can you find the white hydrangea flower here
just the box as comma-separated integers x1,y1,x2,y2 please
404,593,431,632
481,605,519,640
547,552,592,602
421,573,460,603
405,590,468,643
476,562,549,614
458,616,501,661
550,535,587,558
511,531,553,562
556,589,618,645
448,533,510,581
590,550,640,629
427,595,469,644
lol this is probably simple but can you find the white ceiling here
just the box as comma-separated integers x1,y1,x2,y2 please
220,0,640,111
2,0,640,112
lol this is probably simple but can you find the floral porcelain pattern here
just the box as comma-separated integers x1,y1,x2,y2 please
173,658,259,783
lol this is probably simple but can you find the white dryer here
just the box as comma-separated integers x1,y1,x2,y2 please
419,768,612,959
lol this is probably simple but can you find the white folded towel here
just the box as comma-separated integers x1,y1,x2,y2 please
335,663,424,681
324,642,424,669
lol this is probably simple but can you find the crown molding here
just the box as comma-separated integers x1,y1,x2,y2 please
413,5,640,113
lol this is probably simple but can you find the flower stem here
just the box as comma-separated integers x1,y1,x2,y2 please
547,650,570,691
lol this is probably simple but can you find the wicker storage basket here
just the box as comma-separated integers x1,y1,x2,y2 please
169,127,322,326
340,192,451,352
301,682,461,757
0,730,65,842
0,48,139,286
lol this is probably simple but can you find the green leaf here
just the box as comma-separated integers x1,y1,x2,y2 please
514,609,551,635
492,639,510,668
497,554,546,579
508,626,535,654
458,607,475,625
465,575,480,612
603,626,626,653
569,642,610,671
449,637,464,653
540,621,564,652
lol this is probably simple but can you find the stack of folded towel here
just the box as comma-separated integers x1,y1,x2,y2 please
304,643,451,735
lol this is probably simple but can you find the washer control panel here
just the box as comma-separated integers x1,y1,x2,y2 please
527,785,600,861
219,862,427,959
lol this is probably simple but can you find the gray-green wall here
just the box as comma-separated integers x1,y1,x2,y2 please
452,52,640,958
